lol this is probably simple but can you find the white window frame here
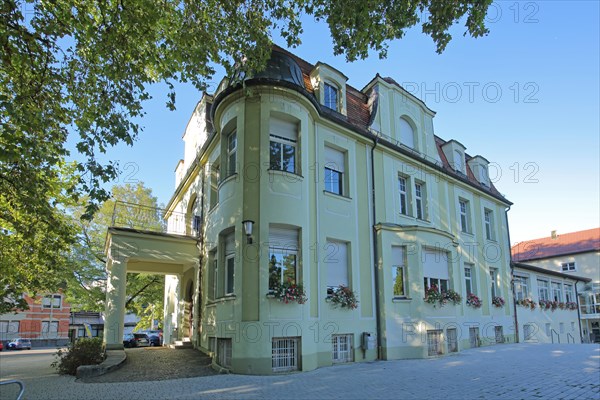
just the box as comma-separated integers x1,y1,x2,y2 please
490,268,500,298
272,337,299,372
42,294,62,309
268,228,299,290
224,254,235,296
324,146,345,196
551,281,563,302
227,131,237,176
422,248,450,293
270,136,297,173
398,176,409,215
332,334,354,363
325,240,349,294
41,320,59,336
210,162,220,209
392,246,407,298
399,117,415,149
454,150,464,174
209,256,217,300
564,283,574,303
415,181,425,220
0,321,20,335
464,264,475,295
514,275,529,301
561,262,576,272
538,279,549,301
484,208,495,240
324,82,339,111
459,199,471,233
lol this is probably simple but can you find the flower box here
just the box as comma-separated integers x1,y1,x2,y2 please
326,285,358,310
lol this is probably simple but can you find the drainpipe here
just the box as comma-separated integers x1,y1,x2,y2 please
575,282,584,343
370,136,382,359
196,168,206,346
504,205,519,343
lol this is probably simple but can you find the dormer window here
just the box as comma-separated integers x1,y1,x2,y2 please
454,150,465,174
324,83,338,111
467,155,490,186
399,117,415,149
480,165,488,186
310,63,347,115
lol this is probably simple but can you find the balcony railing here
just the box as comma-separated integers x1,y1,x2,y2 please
110,201,201,237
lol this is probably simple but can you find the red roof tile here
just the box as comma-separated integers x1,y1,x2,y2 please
512,228,600,261
269,45,509,203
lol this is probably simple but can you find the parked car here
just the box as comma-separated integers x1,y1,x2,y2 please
0,341,3,351
123,333,137,348
147,334,161,346
138,330,163,346
7,338,32,350
133,333,150,347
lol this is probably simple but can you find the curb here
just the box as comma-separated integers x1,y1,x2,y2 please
76,350,127,379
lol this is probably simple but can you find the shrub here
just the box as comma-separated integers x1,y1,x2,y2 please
51,337,105,375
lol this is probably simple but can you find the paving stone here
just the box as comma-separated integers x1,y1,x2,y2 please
3,343,599,399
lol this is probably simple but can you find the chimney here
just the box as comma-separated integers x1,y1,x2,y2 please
551,230,557,239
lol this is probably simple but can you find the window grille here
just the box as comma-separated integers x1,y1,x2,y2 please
332,334,354,363
427,330,443,356
272,337,299,372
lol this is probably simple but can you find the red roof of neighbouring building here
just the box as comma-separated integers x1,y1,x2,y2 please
512,228,600,261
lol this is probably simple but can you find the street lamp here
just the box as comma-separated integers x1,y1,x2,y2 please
242,220,255,244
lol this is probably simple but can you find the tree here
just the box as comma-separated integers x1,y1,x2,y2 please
64,182,165,325
1,0,493,307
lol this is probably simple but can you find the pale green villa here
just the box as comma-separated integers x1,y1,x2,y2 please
103,46,516,374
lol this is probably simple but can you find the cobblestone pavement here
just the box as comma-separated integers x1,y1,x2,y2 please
83,347,216,383
2,344,599,400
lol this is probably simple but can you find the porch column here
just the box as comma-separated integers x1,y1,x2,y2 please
103,257,128,350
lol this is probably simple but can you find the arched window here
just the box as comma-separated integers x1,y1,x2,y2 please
399,118,415,149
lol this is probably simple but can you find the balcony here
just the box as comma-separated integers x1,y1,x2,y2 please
110,201,201,238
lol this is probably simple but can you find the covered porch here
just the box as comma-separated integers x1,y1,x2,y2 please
103,202,201,350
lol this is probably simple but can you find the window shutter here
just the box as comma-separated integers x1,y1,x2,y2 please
224,233,235,254
269,227,299,249
326,241,348,287
325,146,345,173
270,118,297,141
392,246,405,266
422,248,449,280
399,118,415,148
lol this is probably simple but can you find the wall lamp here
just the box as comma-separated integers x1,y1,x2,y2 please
242,220,255,244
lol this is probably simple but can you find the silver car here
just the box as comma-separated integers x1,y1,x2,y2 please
8,338,32,350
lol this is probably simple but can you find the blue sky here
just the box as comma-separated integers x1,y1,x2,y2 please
67,1,599,244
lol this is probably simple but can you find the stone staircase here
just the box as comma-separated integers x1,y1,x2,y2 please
169,337,193,349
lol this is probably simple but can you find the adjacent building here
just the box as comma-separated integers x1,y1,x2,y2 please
0,293,71,347
104,46,518,373
512,263,588,343
512,228,600,343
